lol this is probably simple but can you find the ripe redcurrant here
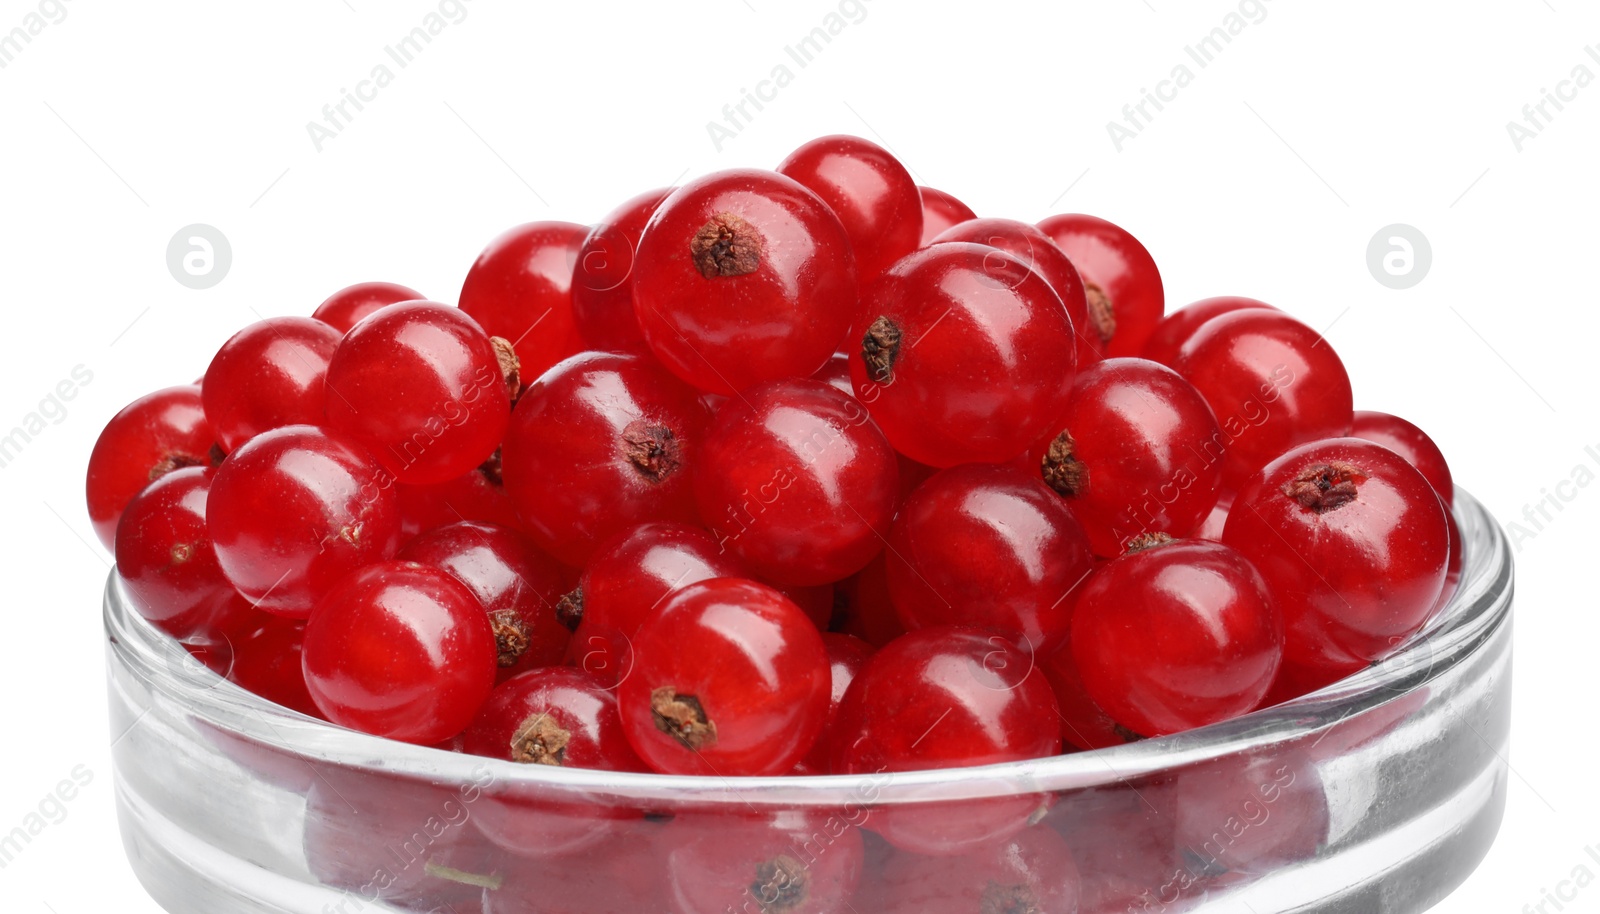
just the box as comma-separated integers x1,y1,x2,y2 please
695,378,898,586
619,578,829,776
849,243,1078,466
632,169,858,394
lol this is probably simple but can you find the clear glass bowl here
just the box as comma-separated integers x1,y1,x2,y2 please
106,490,1512,914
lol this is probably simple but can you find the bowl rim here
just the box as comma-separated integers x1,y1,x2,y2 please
105,488,1512,806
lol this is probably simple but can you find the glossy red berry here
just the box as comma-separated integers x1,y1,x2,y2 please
1174,308,1354,489
664,811,864,914
830,626,1059,853
399,521,571,674
86,385,216,549
695,379,897,586
632,168,858,394
1072,538,1283,736
932,216,1099,365
832,626,1060,772
1140,295,1278,368
1037,212,1165,357
460,668,648,860
792,633,874,774
202,316,341,452
459,220,588,381
302,560,497,743
1351,409,1454,507
830,552,907,648
227,615,320,718
916,185,976,243
501,351,710,566
573,522,744,639
114,466,234,638
873,822,1081,914
886,463,1094,653
323,301,512,485
208,425,401,617
777,134,922,283
462,666,645,769
619,578,829,776
1041,633,1132,751
572,188,672,352
1020,357,1224,557
311,281,424,332
850,243,1078,466
1222,437,1450,673
394,463,519,541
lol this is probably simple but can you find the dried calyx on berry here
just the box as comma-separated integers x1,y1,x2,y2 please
1283,461,1367,514
650,686,717,750
691,213,762,279
861,316,901,383
1041,430,1088,497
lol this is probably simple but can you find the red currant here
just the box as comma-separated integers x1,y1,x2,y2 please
777,134,922,283
830,626,1059,853
1041,633,1132,750
501,351,710,566
831,626,1060,772
461,667,647,859
459,220,587,381
886,463,1094,653
933,216,1100,365
114,466,234,638
695,378,898,586
208,425,400,616
302,560,497,743
1140,295,1278,368
830,552,907,648
570,522,743,639
664,810,864,914
398,520,571,674
792,632,874,775
1020,357,1224,557
1172,749,1328,878
1072,538,1284,736
1174,308,1354,489
311,281,424,333
86,385,216,549
564,618,635,690
619,578,829,776
571,188,672,352
1351,409,1454,507
394,461,519,541
850,243,1078,466
916,185,976,243
632,168,858,394
226,614,320,718
1222,437,1450,673
463,666,644,769
323,301,512,485
1051,779,1183,912
202,316,341,452
303,771,496,909
872,822,1081,913
1036,213,1165,357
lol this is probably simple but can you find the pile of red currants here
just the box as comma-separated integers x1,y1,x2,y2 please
89,133,1461,909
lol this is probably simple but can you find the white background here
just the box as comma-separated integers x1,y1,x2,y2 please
0,1,1594,912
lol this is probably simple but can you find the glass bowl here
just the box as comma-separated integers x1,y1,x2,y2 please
106,489,1512,914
